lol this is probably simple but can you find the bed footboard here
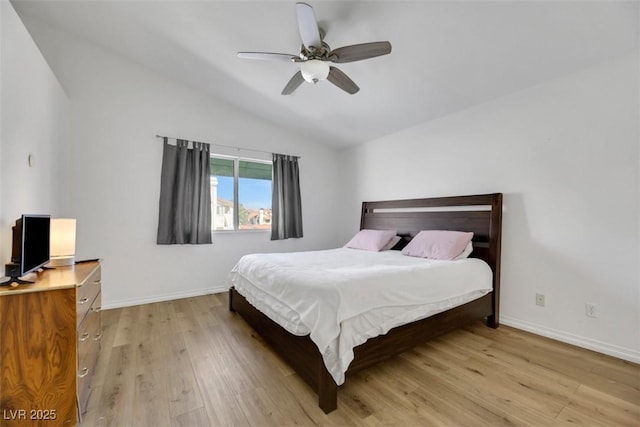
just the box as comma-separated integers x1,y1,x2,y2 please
228,286,493,413
228,287,338,413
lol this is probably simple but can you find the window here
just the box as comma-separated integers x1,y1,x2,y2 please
210,155,272,231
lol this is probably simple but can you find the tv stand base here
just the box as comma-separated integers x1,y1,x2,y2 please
0,276,34,287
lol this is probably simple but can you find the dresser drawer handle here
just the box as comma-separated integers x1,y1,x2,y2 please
93,280,101,285
78,297,89,305
78,367,89,378
94,333,103,341
79,332,90,342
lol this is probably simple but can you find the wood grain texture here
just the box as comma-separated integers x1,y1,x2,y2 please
0,262,101,297
0,288,77,426
0,262,101,426
83,294,640,426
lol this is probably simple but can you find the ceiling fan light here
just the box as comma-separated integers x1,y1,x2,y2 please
300,59,329,83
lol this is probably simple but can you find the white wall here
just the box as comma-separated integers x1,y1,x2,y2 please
20,19,343,308
0,1,70,275
339,52,640,362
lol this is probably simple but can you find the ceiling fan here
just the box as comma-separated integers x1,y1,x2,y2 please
237,2,392,95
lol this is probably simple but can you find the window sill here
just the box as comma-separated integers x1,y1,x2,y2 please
212,229,271,235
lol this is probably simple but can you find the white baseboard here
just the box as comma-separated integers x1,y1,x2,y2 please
501,315,640,364
101,286,228,310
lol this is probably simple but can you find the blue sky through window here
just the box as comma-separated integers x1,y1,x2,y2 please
216,176,271,210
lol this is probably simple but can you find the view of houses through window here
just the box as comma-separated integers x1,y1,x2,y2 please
210,155,272,231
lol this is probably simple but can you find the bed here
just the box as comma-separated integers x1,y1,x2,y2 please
228,193,502,413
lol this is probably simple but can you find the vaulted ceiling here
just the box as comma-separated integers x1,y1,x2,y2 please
11,0,639,148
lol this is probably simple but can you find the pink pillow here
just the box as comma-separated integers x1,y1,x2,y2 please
344,229,397,252
401,230,474,260
453,241,473,260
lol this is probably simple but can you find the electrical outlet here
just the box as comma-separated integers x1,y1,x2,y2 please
536,293,545,307
585,303,597,318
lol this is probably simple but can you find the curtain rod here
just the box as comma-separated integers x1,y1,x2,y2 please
155,134,300,159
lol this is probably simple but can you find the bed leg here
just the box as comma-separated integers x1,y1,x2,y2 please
487,314,499,329
318,365,338,414
228,287,236,312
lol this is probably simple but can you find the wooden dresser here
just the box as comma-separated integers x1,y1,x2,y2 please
0,261,101,426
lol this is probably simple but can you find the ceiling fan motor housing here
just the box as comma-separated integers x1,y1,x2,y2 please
300,59,330,83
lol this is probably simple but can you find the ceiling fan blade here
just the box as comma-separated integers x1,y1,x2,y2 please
327,66,359,95
329,41,392,63
281,71,305,95
237,52,300,62
296,2,322,51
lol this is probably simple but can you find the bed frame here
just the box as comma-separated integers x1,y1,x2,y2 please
229,193,502,413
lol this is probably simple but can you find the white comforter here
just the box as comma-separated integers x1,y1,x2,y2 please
228,248,492,385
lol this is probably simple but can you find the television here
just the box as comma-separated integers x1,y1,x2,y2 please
1,214,51,286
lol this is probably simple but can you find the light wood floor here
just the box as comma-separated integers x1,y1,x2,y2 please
82,293,639,426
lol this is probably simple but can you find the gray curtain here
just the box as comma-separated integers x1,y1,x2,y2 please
271,153,303,240
157,138,212,244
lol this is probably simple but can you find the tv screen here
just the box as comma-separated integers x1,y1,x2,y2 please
12,214,51,276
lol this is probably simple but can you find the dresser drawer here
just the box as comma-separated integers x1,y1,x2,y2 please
77,294,101,363
77,291,101,415
77,339,100,415
77,267,101,326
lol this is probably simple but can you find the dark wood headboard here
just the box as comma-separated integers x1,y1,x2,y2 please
360,193,503,322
